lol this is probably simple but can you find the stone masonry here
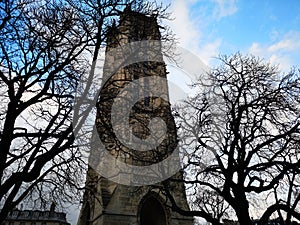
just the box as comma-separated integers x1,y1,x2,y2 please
77,6,194,225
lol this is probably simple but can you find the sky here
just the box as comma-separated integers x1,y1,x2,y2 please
164,0,300,71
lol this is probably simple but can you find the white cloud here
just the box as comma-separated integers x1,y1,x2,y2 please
249,42,292,71
268,32,300,52
198,39,222,64
167,0,222,66
211,0,238,20
169,0,200,49
248,31,300,71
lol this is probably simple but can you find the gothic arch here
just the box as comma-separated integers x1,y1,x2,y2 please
138,192,169,225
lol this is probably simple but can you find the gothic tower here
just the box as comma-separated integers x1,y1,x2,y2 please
77,7,194,225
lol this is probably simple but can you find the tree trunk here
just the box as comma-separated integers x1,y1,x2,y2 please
236,205,252,225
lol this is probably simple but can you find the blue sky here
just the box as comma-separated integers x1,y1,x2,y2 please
164,0,300,71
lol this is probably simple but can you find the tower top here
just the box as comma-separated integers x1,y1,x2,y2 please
106,7,161,49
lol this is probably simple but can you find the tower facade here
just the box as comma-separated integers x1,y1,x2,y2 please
77,7,194,225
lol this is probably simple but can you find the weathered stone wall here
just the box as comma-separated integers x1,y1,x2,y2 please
77,6,194,225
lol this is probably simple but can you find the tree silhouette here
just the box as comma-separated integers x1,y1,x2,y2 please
164,53,300,225
0,0,171,222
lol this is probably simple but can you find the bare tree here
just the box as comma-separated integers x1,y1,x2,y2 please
164,53,300,225
0,0,171,223
0,0,92,221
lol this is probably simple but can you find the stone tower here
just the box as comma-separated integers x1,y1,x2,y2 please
77,7,194,225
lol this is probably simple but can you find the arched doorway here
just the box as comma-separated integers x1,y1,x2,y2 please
80,203,90,225
139,195,167,225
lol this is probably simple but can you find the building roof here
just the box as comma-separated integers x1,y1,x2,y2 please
5,209,70,224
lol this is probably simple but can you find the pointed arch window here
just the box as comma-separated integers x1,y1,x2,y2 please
139,196,167,225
